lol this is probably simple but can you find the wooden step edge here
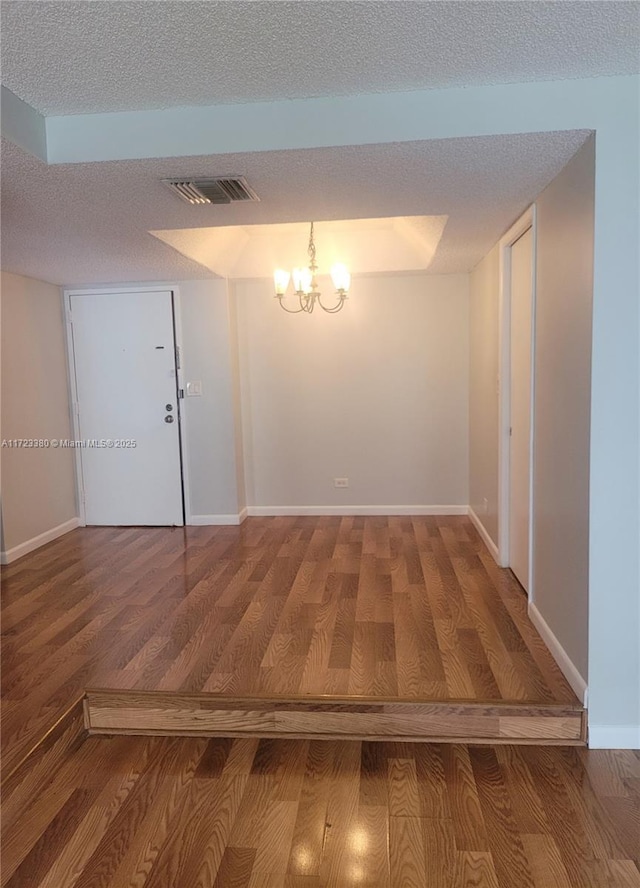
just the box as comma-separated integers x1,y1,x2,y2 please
89,727,586,746
84,687,586,713
1,695,87,792
85,690,587,746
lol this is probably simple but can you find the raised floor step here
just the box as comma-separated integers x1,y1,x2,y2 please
85,690,586,745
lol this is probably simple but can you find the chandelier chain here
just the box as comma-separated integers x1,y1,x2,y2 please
308,222,317,271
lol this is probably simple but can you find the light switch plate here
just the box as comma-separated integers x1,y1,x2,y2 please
186,380,202,396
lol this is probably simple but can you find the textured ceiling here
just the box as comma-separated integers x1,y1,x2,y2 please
0,130,590,286
1,1,638,115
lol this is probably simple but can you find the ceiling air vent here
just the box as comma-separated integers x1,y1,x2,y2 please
162,177,259,205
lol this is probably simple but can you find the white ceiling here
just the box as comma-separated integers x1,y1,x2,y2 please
2,1,638,115
0,130,590,285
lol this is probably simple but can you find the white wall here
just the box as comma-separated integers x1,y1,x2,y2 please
234,272,469,512
533,136,594,688
587,93,640,748
469,245,500,544
1,271,77,558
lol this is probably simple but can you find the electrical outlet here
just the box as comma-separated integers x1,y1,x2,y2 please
334,478,349,488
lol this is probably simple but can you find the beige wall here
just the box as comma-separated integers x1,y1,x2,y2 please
533,136,594,683
1,271,77,553
178,279,244,519
468,244,500,543
234,272,469,510
226,282,247,513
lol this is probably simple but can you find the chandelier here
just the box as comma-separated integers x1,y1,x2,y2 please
273,222,351,314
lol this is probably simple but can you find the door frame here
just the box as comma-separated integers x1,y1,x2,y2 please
63,285,192,527
497,206,537,600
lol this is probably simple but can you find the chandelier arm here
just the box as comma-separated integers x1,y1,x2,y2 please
316,294,347,313
276,296,307,314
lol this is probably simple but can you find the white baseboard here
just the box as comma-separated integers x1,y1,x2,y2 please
246,505,469,517
189,512,247,526
0,517,80,564
588,724,640,750
467,507,500,563
528,602,588,707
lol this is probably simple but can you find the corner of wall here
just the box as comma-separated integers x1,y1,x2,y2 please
527,601,588,708
467,506,500,564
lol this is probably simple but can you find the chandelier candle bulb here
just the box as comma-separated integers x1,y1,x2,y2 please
331,263,351,295
295,267,312,295
274,269,290,297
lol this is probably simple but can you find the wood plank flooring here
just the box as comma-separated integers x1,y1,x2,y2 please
2,729,638,888
2,516,580,772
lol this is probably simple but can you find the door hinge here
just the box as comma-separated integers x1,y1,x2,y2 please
175,345,181,370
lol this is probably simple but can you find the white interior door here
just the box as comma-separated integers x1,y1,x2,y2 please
509,228,533,591
70,290,184,526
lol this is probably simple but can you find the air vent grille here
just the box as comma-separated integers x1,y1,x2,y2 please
162,177,259,205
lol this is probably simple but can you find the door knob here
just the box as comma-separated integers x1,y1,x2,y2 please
164,415,174,423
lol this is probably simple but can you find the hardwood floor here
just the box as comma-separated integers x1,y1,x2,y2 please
2,723,638,887
1,516,636,887
2,516,580,772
